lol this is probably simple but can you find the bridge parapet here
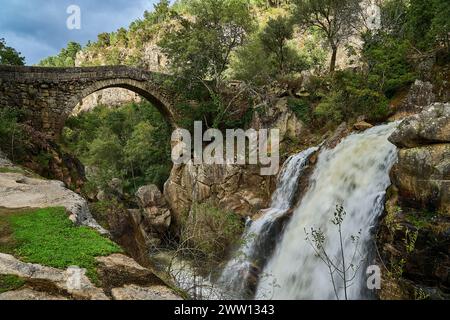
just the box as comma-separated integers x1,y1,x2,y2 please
0,66,178,137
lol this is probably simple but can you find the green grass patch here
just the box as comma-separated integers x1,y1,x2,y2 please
0,167,26,174
0,275,26,294
2,207,122,283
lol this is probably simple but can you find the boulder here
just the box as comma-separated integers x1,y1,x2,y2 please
95,254,166,292
402,80,436,113
164,161,275,226
354,121,373,131
251,98,304,142
0,169,107,235
136,185,167,208
391,144,450,214
388,103,450,214
389,103,450,148
111,284,181,300
0,253,108,300
136,185,172,232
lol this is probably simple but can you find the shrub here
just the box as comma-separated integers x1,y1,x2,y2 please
314,71,390,124
288,98,312,123
180,202,244,265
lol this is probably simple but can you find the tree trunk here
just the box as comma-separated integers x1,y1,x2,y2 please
330,46,338,73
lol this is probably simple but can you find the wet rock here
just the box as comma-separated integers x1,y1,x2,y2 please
324,122,350,149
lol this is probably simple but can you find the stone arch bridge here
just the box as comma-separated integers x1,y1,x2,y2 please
0,65,179,138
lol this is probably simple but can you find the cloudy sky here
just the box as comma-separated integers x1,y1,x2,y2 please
0,0,158,65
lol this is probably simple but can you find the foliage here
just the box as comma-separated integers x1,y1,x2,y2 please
231,25,325,86
259,16,296,74
5,207,122,282
292,0,362,72
180,201,244,265
362,32,415,97
406,0,450,51
0,275,26,294
38,42,82,67
230,33,278,85
0,107,29,163
159,0,255,90
0,38,25,66
288,98,312,123
314,70,390,124
61,102,172,192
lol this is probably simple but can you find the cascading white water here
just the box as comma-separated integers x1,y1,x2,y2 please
219,147,319,298
256,123,398,300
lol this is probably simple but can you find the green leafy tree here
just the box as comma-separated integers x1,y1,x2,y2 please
259,16,295,74
159,0,255,91
97,33,111,47
0,38,25,66
144,0,172,24
362,32,415,97
292,0,362,72
231,34,277,85
38,42,81,67
429,0,450,50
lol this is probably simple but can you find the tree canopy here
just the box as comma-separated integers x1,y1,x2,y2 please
159,0,255,91
0,38,25,66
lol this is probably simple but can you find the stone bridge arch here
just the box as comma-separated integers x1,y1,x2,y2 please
0,65,179,138
66,78,176,126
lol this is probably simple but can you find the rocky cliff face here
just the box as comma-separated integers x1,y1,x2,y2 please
377,102,450,300
163,97,308,229
164,163,276,225
389,103,449,214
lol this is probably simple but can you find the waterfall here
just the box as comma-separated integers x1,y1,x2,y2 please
219,147,319,298
256,123,398,300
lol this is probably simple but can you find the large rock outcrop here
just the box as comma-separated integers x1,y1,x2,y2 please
0,253,181,301
0,253,108,300
136,185,172,233
389,103,450,214
377,102,450,300
164,162,276,226
0,167,106,234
